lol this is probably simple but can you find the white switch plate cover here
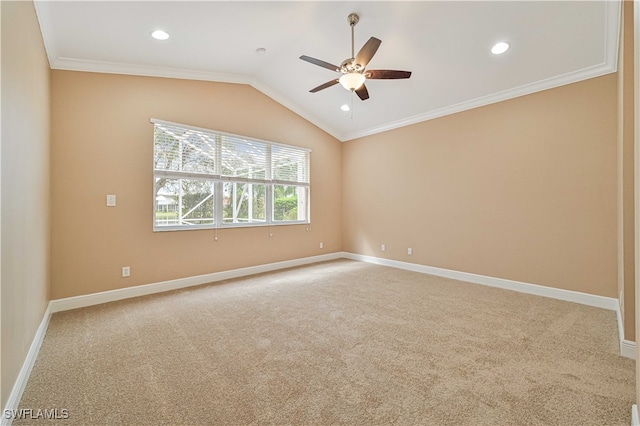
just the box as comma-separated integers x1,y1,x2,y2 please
106,194,116,207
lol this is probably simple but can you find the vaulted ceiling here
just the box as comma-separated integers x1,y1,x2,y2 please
34,1,620,141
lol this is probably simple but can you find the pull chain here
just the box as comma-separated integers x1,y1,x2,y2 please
350,91,354,121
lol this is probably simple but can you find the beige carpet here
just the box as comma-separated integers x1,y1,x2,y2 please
15,260,635,425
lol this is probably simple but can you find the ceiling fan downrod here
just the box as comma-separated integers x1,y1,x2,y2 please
347,13,359,60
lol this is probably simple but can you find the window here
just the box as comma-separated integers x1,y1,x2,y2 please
153,119,310,231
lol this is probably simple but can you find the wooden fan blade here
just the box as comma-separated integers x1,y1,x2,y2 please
354,37,382,68
310,79,339,93
366,70,412,79
355,84,369,101
300,55,340,72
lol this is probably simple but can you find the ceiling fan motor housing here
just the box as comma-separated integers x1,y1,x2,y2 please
340,58,364,74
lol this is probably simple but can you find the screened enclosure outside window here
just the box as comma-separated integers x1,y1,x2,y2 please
152,119,310,231
222,182,266,224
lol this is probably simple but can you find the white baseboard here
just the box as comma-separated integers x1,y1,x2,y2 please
1,304,52,426
621,339,636,359
632,404,639,426
343,253,618,310
615,303,637,360
50,252,343,313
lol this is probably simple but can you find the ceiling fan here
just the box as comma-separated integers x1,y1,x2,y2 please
300,13,412,101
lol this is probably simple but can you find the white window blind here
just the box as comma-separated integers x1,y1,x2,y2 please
154,122,218,176
221,137,268,181
152,119,310,231
272,144,310,185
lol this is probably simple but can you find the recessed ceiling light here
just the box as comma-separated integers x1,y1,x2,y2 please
341,104,350,112
255,47,266,55
491,42,510,55
151,30,170,41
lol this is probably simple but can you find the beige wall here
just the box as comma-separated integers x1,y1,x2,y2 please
50,71,342,299
1,1,51,409
343,74,618,298
618,0,636,341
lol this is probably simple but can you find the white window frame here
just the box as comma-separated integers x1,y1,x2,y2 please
152,119,311,232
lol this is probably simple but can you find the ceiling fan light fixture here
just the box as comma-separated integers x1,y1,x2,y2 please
339,73,366,91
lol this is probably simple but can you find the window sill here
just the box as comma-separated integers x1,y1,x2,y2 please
153,221,311,232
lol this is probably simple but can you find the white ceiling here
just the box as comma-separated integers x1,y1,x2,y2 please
34,1,620,142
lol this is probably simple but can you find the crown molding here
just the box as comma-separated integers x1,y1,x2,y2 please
46,55,618,144
47,55,345,141
33,1,57,69
341,62,618,142
52,57,251,86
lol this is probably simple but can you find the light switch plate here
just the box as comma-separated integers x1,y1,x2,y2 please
106,194,116,207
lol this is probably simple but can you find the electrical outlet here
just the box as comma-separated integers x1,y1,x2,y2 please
381,244,386,252
407,247,413,255
319,242,324,249
122,266,130,277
